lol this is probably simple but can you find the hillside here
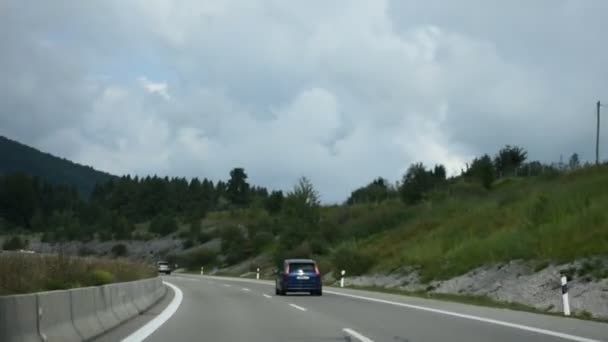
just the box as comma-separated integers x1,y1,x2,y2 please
0,136,115,197
177,165,608,284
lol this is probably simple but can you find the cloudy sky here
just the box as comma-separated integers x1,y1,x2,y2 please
1,1,607,203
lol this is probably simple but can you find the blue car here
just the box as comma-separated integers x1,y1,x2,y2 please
275,259,322,296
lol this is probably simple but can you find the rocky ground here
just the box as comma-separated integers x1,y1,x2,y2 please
343,258,608,319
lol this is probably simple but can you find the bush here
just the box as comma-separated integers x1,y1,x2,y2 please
182,239,195,249
89,270,115,286
177,248,217,270
2,236,28,250
252,231,274,252
330,241,375,276
111,243,128,257
149,214,179,236
197,231,212,244
78,246,97,257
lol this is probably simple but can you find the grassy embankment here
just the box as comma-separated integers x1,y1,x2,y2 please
197,166,608,282
0,252,156,295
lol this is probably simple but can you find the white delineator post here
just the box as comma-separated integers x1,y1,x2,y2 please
561,276,570,316
201,266,204,275
340,270,346,288
256,268,260,280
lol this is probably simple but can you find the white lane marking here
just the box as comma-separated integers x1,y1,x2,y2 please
289,303,307,312
263,294,272,299
196,276,603,342
343,328,374,342
173,276,198,282
223,284,232,288
325,290,602,342
241,287,251,292
121,282,183,342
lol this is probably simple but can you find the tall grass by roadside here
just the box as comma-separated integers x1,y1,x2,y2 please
358,166,608,281
0,252,156,295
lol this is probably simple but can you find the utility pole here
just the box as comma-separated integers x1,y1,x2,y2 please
597,101,601,165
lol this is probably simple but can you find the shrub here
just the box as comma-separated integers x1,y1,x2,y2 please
252,231,274,252
78,246,97,257
2,236,28,250
111,243,128,257
149,214,179,236
182,239,195,249
89,270,115,286
177,248,217,269
331,241,376,277
197,231,212,244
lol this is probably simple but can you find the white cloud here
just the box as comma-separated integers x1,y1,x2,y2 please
1,0,608,202
139,77,171,101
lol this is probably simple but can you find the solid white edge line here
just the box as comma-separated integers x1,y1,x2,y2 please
263,294,272,298
200,276,601,342
289,303,307,312
325,290,602,342
343,328,375,342
121,281,183,342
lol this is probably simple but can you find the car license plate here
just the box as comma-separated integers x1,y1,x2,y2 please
296,276,309,280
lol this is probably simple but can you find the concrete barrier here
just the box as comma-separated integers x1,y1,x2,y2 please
131,281,147,313
37,290,82,342
108,284,137,322
70,288,105,341
1,277,166,342
0,294,41,342
95,286,120,331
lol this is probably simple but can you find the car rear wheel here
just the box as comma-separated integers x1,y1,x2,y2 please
312,289,322,296
275,287,280,295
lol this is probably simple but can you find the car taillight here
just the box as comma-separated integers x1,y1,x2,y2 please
314,264,320,276
284,264,290,275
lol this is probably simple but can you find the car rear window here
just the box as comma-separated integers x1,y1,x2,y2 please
289,262,315,273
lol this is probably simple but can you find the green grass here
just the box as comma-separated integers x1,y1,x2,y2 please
353,166,608,281
189,166,608,284
0,253,157,295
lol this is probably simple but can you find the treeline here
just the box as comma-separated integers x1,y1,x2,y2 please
0,168,275,241
347,145,585,206
0,143,590,252
90,168,270,222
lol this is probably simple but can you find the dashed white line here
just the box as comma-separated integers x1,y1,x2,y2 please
289,303,307,312
343,328,374,342
173,276,198,282
326,290,602,342
263,294,272,299
121,282,183,342
241,287,251,292
223,284,232,288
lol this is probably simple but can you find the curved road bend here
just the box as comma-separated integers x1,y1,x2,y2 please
98,274,608,342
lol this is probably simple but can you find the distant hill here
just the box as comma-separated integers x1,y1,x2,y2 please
0,135,115,197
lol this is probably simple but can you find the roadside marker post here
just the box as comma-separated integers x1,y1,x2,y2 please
340,270,346,288
201,267,204,275
256,268,260,280
561,276,571,316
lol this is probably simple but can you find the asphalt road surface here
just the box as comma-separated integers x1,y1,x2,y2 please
96,274,608,342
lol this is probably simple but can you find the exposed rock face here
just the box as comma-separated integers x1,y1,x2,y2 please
344,259,608,319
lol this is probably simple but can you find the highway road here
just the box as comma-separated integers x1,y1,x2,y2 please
96,274,608,342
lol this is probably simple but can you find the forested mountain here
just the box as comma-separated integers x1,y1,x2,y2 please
0,136,115,197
